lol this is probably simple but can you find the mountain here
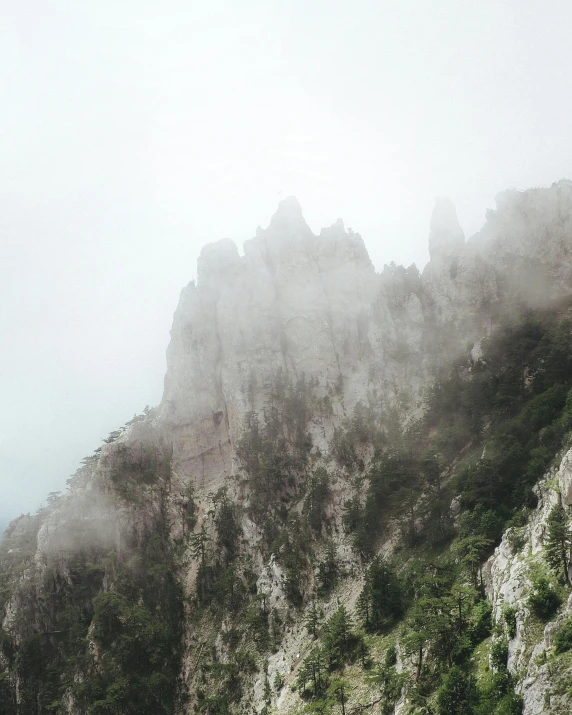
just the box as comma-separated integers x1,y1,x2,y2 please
2,181,572,715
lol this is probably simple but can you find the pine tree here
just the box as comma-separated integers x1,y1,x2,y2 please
263,665,272,706
454,534,493,588
356,588,371,629
357,557,402,632
305,600,321,639
545,503,572,585
436,666,478,715
317,542,339,596
323,606,354,669
328,678,349,715
189,525,210,567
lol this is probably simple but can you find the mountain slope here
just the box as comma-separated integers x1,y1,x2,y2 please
2,181,572,715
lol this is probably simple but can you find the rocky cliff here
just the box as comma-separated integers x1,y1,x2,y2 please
3,180,572,715
159,181,572,489
485,446,572,715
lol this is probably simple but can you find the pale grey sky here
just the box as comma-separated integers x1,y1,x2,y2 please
2,0,572,523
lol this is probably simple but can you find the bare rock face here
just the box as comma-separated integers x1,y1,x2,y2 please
160,198,397,488
485,449,572,714
474,181,572,305
159,183,572,491
557,449,572,508
428,197,465,268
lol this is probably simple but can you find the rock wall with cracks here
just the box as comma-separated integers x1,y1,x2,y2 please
160,181,572,492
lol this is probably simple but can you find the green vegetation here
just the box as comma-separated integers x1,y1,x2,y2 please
4,304,572,714
316,307,572,713
295,605,367,706
107,441,172,501
436,666,478,715
554,616,572,654
356,556,403,632
303,467,331,534
0,447,183,715
339,309,572,564
0,529,183,715
221,307,572,714
236,372,314,545
331,401,381,470
545,503,572,585
527,576,561,621
502,606,518,639
75,534,183,715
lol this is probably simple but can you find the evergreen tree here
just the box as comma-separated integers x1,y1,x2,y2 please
305,600,321,639
401,605,429,682
367,646,405,715
545,503,572,585
436,666,478,715
189,525,211,567
323,606,355,669
454,534,492,588
317,542,339,596
328,678,349,715
357,557,403,631
304,468,330,533
554,616,572,653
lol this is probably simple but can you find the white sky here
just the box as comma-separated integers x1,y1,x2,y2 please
2,0,572,522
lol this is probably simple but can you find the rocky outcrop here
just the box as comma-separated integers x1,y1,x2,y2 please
485,448,572,714
475,180,572,301
160,197,386,488
159,183,572,492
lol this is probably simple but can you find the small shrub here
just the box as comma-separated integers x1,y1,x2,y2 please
468,599,493,645
384,644,397,668
506,527,527,552
494,692,524,715
502,605,517,639
527,577,561,621
490,639,509,671
554,617,572,654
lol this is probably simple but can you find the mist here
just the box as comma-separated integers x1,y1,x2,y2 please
2,0,572,525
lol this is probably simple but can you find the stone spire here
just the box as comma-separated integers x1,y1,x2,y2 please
428,198,465,266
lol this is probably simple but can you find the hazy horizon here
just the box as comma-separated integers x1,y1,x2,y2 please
3,0,572,524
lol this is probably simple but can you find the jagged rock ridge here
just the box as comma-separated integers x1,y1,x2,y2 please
161,181,572,490
3,180,572,715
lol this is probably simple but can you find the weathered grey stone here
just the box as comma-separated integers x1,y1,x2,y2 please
159,184,572,495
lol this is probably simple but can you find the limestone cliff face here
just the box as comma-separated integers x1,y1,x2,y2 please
485,448,572,715
476,180,572,299
161,197,393,489
159,182,572,491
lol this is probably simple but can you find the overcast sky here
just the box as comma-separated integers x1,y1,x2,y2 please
2,0,572,525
